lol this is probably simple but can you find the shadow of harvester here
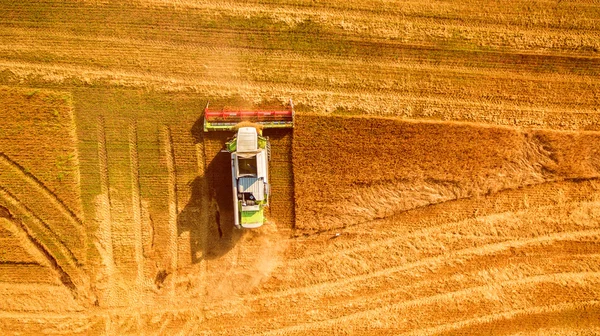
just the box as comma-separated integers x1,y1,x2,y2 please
176,116,244,264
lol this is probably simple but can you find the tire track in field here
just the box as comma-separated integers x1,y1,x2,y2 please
251,228,600,301
128,120,144,289
193,129,209,300
219,238,600,331
255,272,600,335
162,126,178,298
345,254,600,310
95,115,116,306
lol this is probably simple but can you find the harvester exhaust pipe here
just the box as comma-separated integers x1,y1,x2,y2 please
203,99,295,132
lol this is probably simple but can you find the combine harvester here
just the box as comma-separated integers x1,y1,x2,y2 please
204,100,294,229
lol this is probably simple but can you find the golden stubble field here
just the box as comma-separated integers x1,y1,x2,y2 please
0,0,600,334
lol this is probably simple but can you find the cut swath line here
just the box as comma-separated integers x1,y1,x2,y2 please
0,261,39,266
129,120,144,289
163,126,178,297
0,47,597,99
250,228,600,301
256,272,600,336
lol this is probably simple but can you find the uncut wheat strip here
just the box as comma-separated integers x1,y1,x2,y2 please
286,179,600,254
292,118,600,230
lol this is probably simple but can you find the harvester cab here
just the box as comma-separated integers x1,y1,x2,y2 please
203,99,294,229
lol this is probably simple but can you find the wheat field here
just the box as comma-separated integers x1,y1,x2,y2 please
0,0,599,334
